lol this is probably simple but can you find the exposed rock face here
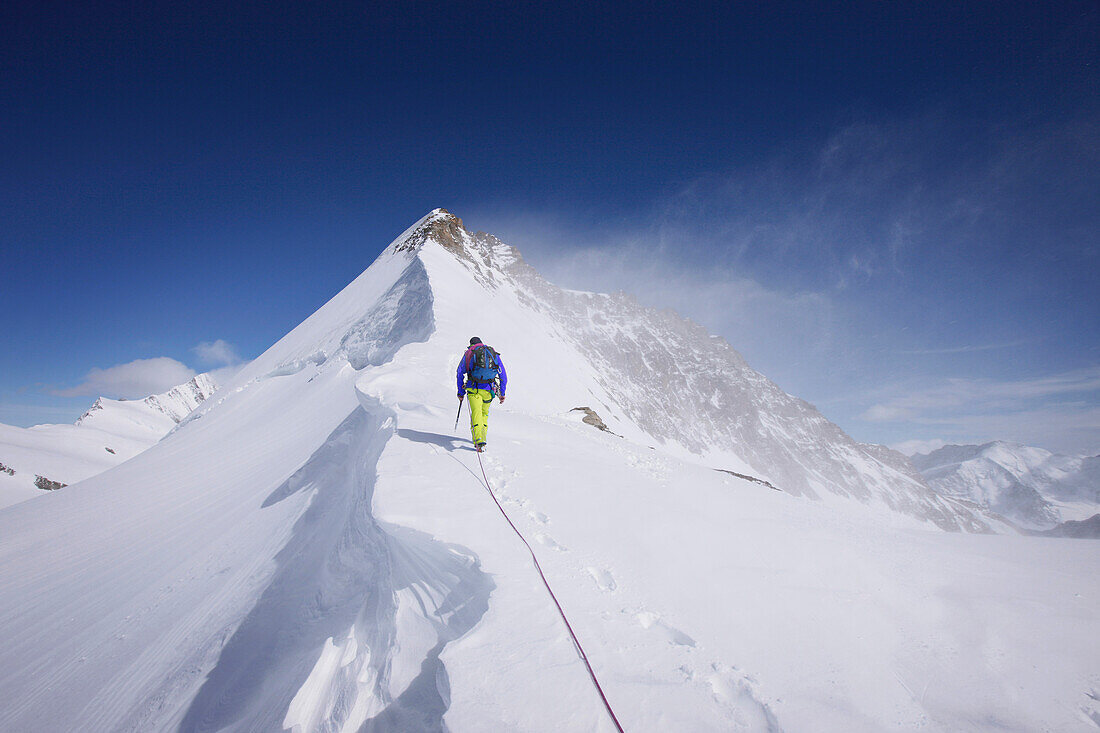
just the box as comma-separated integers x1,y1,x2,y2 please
391,209,468,257
714,468,781,492
34,475,66,491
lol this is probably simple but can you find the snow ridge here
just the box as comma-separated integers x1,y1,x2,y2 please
176,407,491,733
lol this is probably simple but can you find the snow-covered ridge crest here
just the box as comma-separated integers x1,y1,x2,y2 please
203,207,990,535
77,373,218,427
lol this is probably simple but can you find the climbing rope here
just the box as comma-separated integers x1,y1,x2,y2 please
474,450,626,733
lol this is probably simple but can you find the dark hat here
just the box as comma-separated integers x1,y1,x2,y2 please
469,336,482,345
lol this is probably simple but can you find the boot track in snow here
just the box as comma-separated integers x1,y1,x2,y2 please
471,449,626,733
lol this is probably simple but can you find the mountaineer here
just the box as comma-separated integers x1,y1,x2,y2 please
456,337,507,452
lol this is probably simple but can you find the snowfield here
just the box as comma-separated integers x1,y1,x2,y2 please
1,210,1097,732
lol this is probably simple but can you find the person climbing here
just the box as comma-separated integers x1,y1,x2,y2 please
457,337,507,452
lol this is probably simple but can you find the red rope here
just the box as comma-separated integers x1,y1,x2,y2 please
475,451,626,733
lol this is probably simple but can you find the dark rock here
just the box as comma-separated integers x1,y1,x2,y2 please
714,468,782,492
34,475,66,491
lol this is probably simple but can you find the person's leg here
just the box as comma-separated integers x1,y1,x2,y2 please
467,388,489,446
475,388,491,445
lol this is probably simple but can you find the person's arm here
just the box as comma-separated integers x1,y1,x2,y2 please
497,356,507,400
456,354,466,398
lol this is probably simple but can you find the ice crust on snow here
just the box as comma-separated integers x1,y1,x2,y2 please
0,208,1097,732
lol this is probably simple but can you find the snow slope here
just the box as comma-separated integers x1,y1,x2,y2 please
399,220,989,531
912,441,1100,529
0,374,218,509
1,210,1097,732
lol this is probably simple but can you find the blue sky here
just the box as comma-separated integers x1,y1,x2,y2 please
2,1,1097,454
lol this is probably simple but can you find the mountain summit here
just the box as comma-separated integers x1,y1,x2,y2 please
1,210,1095,732
263,208,991,528
221,207,990,530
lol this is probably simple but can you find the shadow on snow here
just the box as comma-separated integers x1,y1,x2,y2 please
180,407,493,733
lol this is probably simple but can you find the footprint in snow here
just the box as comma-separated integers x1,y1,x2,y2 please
528,511,549,524
535,533,567,551
704,662,781,732
1081,688,1100,728
634,611,696,647
585,566,617,592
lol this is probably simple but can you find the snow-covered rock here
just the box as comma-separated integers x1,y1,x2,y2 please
0,210,1096,732
0,373,218,509
912,441,1100,529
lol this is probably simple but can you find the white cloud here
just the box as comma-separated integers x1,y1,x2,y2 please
861,404,911,422
858,367,1100,454
890,438,947,457
896,340,1031,356
467,111,1098,455
54,357,197,399
206,363,244,387
193,339,241,366
859,367,1100,423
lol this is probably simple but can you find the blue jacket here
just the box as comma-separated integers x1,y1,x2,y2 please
457,344,507,397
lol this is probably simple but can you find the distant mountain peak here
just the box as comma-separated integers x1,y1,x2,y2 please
2,372,220,509
76,373,219,427
912,440,1100,528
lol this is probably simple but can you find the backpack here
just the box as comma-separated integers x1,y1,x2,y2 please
469,344,500,382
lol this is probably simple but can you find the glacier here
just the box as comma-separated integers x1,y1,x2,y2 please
0,209,1097,732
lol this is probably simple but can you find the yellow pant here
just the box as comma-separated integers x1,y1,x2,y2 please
466,387,493,446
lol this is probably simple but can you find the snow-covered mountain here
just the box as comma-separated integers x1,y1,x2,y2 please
238,210,988,531
0,373,218,509
911,441,1100,529
1,210,1096,732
